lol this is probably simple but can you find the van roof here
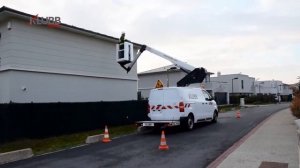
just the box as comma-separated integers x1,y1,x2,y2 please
153,87,203,91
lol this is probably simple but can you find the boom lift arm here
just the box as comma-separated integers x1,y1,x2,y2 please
123,45,195,74
116,33,207,86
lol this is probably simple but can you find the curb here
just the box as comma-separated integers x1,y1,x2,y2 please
85,134,104,144
0,148,33,165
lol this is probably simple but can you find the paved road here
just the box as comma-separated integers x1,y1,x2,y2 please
1,103,289,168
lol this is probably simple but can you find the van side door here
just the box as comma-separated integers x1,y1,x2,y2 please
187,91,200,121
202,90,214,118
191,89,206,121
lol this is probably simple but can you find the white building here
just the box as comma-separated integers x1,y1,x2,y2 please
211,72,255,96
0,7,139,103
138,65,231,104
254,80,293,101
138,67,257,104
138,65,190,99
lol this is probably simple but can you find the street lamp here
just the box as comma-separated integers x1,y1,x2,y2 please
232,77,238,94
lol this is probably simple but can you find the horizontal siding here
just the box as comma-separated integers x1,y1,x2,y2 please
3,19,137,79
0,71,10,103
0,21,12,103
0,20,12,68
1,70,137,103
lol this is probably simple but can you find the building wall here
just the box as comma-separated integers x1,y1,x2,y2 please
138,71,185,88
0,20,10,68
138,70,225,100
0,21,11,103
138,71,255,105
138,71,186,99
0,18,137,103
254,80,292,96
1,19,137,79
282,85,293,96
0,71,136,103
211,74,255,94
0,71,10,103
254,81,280,95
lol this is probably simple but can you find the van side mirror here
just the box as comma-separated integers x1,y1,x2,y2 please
205,98,213,101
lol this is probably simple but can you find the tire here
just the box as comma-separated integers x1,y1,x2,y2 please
186,114,194,130
212,110,218,123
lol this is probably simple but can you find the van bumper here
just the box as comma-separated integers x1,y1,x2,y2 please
136,120,180,127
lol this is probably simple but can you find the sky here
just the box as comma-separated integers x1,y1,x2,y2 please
1,0,300,84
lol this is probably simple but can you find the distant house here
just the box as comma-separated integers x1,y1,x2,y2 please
254,80,293,101
138,65,214,95
210,72,255,96
138,65,193,99
0,6,139,103
138,65,231,105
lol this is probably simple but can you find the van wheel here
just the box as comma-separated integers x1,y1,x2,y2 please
212,111,218,123
186,115,194,130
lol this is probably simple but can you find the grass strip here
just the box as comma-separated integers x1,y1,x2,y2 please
218,105,240,113
0,124,136,155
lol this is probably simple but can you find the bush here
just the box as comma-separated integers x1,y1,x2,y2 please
245,94,276,104
229,94,276,105
291,91,300,118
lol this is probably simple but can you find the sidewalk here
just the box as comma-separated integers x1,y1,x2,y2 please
216,109,299,168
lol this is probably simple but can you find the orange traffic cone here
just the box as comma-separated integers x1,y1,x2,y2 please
159,130,169,150
102,125,111,143
236,110,241,119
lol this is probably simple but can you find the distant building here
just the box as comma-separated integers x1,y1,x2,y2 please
138,65,231,105
211,72,255,96
138,65,197,99
209,72,255,104
0,7,139,103
254,80,293,101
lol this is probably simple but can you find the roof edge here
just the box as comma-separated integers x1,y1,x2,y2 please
0,6,142,47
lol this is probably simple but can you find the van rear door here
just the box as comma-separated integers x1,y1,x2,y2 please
149,88,181,121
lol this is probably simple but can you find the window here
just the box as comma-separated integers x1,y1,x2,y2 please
241,80,244,89
202,90,212,100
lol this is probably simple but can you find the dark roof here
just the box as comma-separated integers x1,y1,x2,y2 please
0,6,142,46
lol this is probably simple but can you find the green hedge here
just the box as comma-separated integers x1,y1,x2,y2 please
291,91,300,118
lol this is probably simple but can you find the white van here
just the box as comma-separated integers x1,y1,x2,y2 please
138,87,218,130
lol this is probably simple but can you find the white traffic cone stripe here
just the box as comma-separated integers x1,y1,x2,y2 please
104,126,110,138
